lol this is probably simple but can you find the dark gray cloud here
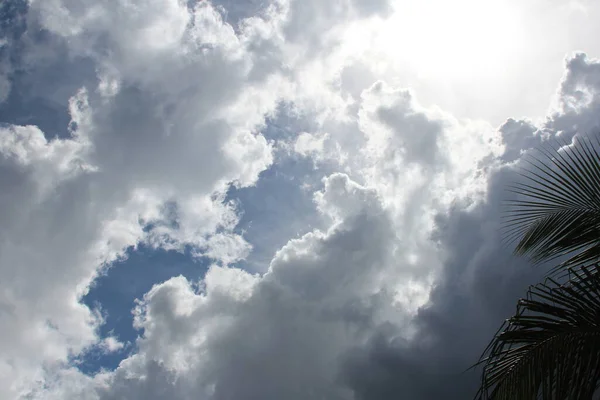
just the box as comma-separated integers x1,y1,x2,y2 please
342,163,546,399
341,53,600,399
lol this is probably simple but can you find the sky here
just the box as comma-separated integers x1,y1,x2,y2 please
1,0,600,399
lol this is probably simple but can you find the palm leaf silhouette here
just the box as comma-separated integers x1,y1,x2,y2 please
475,264,600,399
503,136,600,275
475,134,600,399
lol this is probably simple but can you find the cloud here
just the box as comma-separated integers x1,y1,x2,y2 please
0,0,396,398
340,164,545,399
92,173,401,400
49,65,506,400
0,0,283,396
78,52,600,400
294,131,329,160
4,0,600,399
547,53,600,138
341,52,600,399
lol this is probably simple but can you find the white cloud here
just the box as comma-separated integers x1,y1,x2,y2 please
4,0,600,399
90,173,403,400
45,64,506,400
0,0,396,397
294,131,328,159
0,0,281,397
74,52,600,400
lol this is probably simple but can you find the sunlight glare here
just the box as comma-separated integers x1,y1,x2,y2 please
376,0,525,80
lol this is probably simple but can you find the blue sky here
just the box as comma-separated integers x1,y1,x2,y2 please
80,246,211,373
2,0,600,399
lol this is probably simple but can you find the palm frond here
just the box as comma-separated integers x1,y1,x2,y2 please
474,264,600,400
503,135,600,274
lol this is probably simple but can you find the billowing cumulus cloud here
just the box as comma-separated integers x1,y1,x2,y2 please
94,174,400,400
0,0,273,396
0,0,392,397
340,54,600,399
3,0,600,399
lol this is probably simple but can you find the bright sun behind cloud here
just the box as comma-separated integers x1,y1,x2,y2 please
378,0,526,79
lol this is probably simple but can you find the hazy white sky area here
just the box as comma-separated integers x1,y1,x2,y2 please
1,0,600,399
353,0,600,125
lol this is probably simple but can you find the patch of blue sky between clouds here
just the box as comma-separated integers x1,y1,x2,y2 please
229,108,333,272
227,153,321,272
0,0,96,139
79,245,212,374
